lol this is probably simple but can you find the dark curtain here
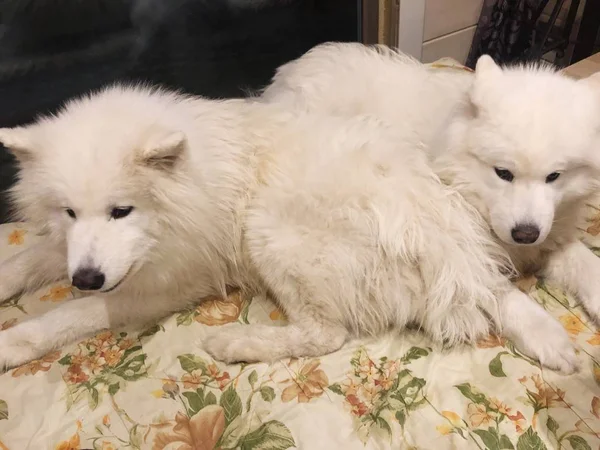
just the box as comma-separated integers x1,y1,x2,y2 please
466,0,544,68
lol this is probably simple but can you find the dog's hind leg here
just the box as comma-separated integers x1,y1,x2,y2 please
0,239,67,302
202,202,358,363
202,302,348,364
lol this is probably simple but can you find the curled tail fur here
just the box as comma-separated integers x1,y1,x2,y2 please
416,187,514,345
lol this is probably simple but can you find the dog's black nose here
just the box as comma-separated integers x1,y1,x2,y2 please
72,267,105,291
511,224,540,244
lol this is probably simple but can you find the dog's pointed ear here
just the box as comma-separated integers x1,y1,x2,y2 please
138,131,187,169
475,55,502,78
0,127,35,162
469,55,502,116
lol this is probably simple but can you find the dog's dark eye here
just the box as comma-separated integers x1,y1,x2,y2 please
494,168,514,182
65,208,76,219
111,206,134,220
545,172,561,183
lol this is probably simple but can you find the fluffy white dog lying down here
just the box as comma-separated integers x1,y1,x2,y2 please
0,86,512,370
262,42,600,374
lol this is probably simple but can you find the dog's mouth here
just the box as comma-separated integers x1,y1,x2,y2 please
101,264,136,293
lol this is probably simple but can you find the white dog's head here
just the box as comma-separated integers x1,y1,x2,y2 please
438,56,600,247
0,87,190,292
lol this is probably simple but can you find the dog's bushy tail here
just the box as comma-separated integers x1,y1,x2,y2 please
380,179,514,346
423,186,514,344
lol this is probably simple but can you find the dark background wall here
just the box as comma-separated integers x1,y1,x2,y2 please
0,0,360,223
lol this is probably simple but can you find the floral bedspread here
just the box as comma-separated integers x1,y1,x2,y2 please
1,212,600,450
1,62,600,450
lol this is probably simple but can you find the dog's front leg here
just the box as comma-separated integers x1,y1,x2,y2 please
0,239,67,301
542,240,600,322
498,286,579,374
0,293,177,370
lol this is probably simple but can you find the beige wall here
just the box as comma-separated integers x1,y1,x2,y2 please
397,0,586,65
397,0,483,64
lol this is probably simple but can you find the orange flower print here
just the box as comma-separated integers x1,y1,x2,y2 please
346,394,369,417
102,348,123,367
83,355,104,374
64,364,89,384
559,313,586,336
280,360,329,403
592,396,600,419
477,334,507,349
467,403,494,427
0,318,17,330
209,364,231,390
520,375,568,409
7,228,26,245
587,331,600,346
269,308,284,321
119,338,134,350
102,415,111,427
508,411,527,434
55,433,80,450
489,397,511,415
12,351,61,377
40,285,72,302
152,407,225,450
436,411,463,435
340,377,360,398
586,211,600,236
195,291,244,326
55,422,82,450
101,442,116,450
92,331,116,350
182,370,204,389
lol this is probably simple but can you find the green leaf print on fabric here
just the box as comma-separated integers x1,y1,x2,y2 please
239,420,296,450
489,352,509,377
566,435,592,450
220,386,243,426
567,436,592,450
178,353,209,373
473,428,514,450
516,427,547,450
455,383,491,408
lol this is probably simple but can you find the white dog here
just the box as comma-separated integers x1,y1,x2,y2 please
0,85,512,369
262,42,600,373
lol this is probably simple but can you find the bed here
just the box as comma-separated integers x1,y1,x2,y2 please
0,60,599,450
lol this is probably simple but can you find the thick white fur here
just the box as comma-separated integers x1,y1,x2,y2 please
0,85,511,369
262,42,600,373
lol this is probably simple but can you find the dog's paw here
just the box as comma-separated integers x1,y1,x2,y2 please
511,320,579,375
0,327,43,371
202,324,255,364
424,305,491,346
